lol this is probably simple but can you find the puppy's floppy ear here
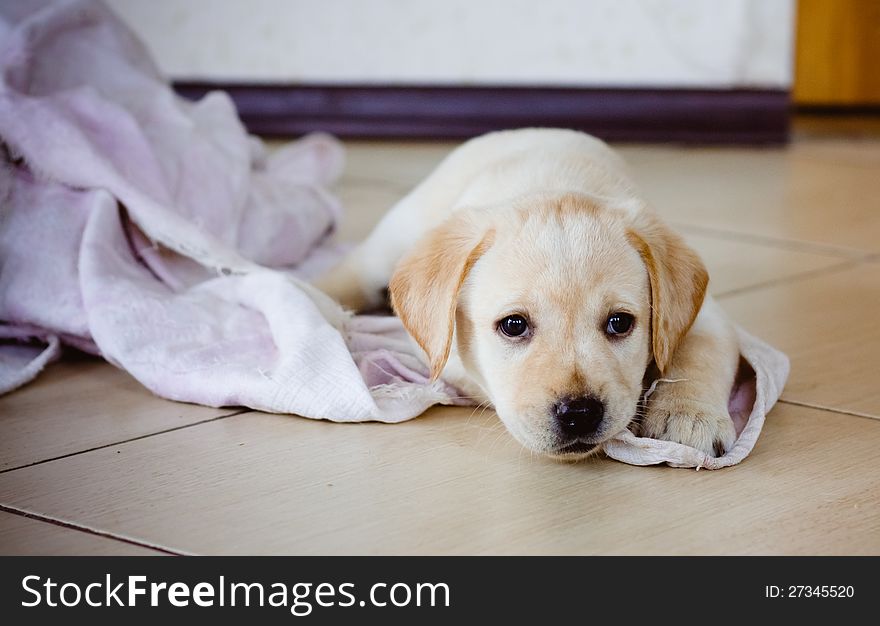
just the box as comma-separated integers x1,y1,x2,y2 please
390,213,494,380
627,214,708,373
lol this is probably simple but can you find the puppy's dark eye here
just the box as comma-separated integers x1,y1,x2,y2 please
498,314,529,338
605,313,634,337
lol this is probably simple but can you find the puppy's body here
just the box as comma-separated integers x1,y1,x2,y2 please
318,129,738,458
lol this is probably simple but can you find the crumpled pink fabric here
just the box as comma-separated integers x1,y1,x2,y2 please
0,0,462,423
0,0,788,468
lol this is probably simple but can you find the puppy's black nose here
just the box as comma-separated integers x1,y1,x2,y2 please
554,396,605,438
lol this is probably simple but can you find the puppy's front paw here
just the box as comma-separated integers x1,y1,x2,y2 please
640,392,736,457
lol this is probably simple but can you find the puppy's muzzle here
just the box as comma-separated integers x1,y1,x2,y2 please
553,395,604,441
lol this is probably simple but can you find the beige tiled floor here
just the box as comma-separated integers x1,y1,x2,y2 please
0,357,244,471
0,511,165,556
1,126,879,555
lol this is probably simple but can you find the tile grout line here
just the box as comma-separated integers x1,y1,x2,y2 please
0,503,191,556
714,259,860,300
672,222,878,261
778,398,880,423
678,223,875,259
0,409,253,475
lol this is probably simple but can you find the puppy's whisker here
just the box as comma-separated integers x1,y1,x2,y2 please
487,427,511,453
465,400,492,426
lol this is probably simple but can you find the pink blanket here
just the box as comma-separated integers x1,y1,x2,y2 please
0,0,460,422
0,0,787,469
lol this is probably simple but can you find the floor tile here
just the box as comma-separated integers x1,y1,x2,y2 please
625,141,880,255
340,141,456,189
685,233,843,297
334,179,406,243
0,357,239,471
720,263,880,418
0,510,163,555
0,403,875,555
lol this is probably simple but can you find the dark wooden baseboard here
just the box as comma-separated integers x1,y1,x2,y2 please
175,83,790,144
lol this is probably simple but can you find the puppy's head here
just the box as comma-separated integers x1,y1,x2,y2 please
390,194,707,459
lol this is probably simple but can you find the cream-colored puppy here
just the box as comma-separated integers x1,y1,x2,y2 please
317,128,738,459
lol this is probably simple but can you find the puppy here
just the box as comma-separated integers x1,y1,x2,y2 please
317,128,739,459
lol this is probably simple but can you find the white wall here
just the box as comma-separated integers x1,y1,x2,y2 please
107,0,794,88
